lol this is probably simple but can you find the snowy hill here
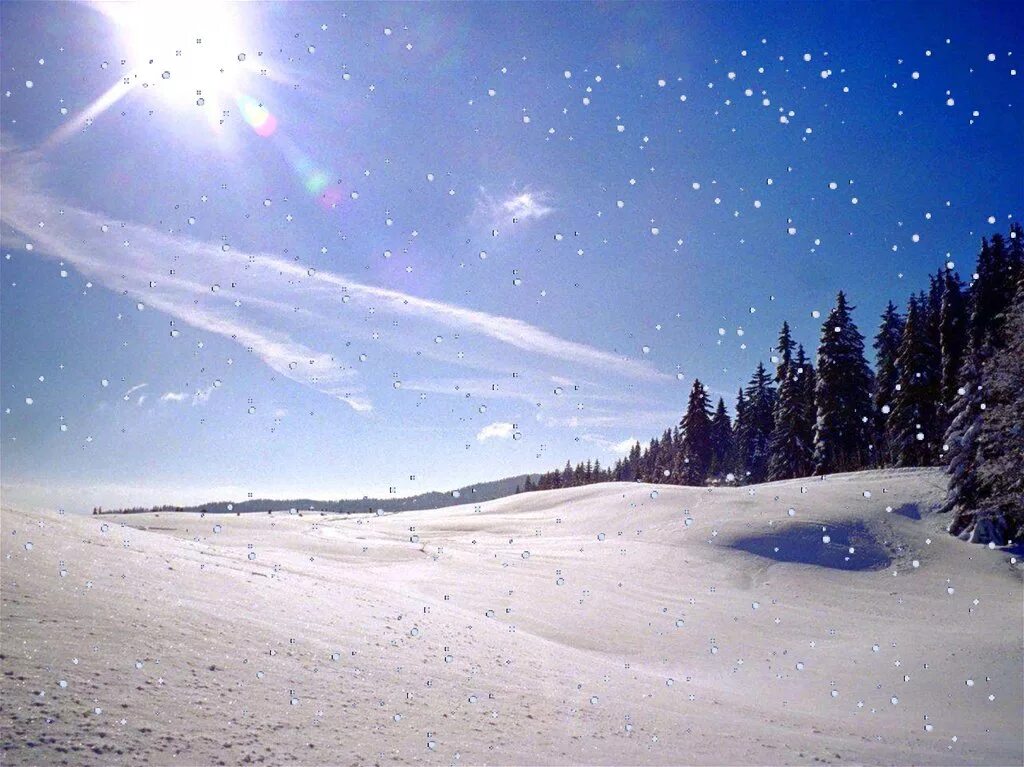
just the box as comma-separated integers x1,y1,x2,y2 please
2,468,1021,765
104,473,536,515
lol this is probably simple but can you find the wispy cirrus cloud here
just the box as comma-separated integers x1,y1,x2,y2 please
539,409,681,430
472,185,554,233
2,150,663,420
121,383,148,401
160,382,220,406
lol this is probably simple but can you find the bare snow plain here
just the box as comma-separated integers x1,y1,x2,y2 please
2,468,1022,766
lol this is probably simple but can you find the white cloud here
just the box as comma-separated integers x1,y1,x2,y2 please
160,385,219,406
121,382,148,401
473,185,554,233
580,433,641,454
502,191,553,221
192,384,217,405
541,409,680,429
403,378,542,405
609,437,640,455
477,422,515,441
2,150,664,421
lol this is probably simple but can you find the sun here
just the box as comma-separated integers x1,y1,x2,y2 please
43,2,268,149
101,1,247,108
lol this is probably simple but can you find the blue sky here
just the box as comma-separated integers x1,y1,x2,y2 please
1,1,1021,512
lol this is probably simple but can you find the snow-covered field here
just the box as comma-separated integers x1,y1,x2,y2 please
2,469,1021,766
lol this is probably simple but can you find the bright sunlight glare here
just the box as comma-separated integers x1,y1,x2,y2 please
100,1,247,107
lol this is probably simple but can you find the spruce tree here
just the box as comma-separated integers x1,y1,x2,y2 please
986,233,1015,342
939,270,968,411
677,379,713,485
561,461,574,487
708,397,735,479
732,387,746,477
653,429,674,482
942,336,983,521
736,363,776,482
768,345,814,480
889,296,942,466
813,291,875,474
872,302,905,466
623,442,641,482
924,274,946,430
944,227,1024,544
971,235,1017,348
944,274,1024,544
959,271,1024,543
642,439,658,482
1009,223,1024,285
774,321,796,383
794,345,817,465
943,237,1000,523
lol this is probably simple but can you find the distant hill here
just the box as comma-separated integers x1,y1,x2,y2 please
102,474,538,515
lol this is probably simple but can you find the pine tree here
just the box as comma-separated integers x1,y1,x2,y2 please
733,387,746,474
971,235,1017,348
641,439,658,482
548,468,563,489
774,321,796,383
768,344,815,480
708,397,734,479
623,442,641,482
943,227,1024,544
987,234,1015,342
1009,223,1024,285
561,460,574,487
677,379,713,485
945,280,1024,544
794,345,817,461
889,296,942,466
813,291,875,474
943,239,999,525
736,363,776,483
960,272,1024,543
925,270,945,346
939,270,968,411
872,301,905,466
923,274,947,431
654,429,674,482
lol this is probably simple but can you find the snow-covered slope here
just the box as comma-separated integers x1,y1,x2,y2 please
2,469,1021,765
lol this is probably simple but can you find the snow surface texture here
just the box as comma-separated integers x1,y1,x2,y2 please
2,469,1021,765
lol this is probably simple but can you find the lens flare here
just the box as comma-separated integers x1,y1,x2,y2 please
238,96,278,137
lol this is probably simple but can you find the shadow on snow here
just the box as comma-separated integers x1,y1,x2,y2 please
729,520,892,571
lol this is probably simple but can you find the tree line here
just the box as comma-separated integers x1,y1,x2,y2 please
521,225,1024,546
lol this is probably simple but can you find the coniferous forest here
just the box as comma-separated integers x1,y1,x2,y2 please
523,225,1024,546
